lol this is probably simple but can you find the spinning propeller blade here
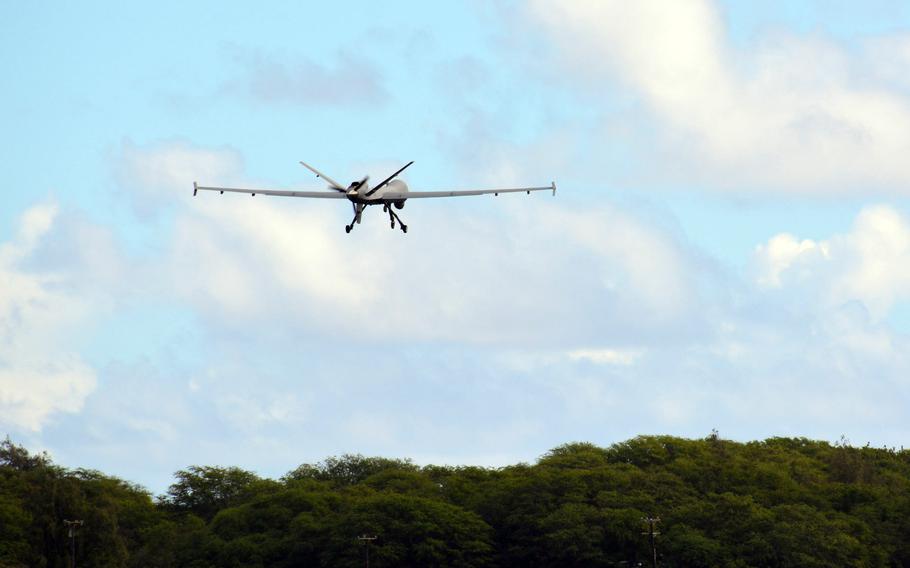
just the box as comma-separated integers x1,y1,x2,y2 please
299,161,346,192
350,175,369,192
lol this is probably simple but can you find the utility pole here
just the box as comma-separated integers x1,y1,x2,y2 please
641,516,660,568
357,534,377,568
63,520,84,568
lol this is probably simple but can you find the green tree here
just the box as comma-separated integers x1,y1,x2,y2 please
285,454,417,486
163,466,262,521
323,493,494,568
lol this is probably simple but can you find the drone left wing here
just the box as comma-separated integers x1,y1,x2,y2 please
382,182,556,200
193,183,348,199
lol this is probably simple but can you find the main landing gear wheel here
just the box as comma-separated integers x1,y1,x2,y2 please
345,225,352,234
402,225,408,233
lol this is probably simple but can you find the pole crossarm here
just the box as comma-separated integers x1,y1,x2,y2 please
641,516,660,568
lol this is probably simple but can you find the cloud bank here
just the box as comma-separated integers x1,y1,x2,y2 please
116,142,910,446
0,203,97,431
529,0,910,193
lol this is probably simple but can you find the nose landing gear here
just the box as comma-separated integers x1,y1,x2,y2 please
345,204,364,233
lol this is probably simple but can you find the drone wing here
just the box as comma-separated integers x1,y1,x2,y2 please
382,182,556,200
193,183,348,199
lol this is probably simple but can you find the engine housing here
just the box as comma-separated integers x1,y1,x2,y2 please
387,179,408,209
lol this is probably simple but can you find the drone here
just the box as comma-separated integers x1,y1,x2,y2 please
194,160,555,233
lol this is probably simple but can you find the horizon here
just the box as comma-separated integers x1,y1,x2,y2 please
6,431,901,496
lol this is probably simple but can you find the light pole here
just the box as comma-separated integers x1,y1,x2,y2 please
357,534,377,568
63,520,83,568
641,516,660,568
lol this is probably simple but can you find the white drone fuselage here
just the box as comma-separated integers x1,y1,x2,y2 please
348,178,408,210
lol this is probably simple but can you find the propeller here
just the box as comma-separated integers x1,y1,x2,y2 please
349,175,369,193
299,161,347,193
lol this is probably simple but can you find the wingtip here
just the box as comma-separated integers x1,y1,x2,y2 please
193,181,197,196
551,181,557,196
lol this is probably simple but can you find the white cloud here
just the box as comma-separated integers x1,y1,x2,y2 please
834,206,910,318
529,0,910,192
216,392,309,431
567,348,643,366
864,34,910,93
0,203,97,431
115,139,245,218
752,205,910,320
753,233,828,288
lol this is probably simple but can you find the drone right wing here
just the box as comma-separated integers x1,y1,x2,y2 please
382,182,556,200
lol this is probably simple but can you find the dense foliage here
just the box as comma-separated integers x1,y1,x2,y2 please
2,434,910,567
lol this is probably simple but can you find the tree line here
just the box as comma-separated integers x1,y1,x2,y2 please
2,433,909,567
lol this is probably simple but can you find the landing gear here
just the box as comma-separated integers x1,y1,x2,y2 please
342,203,409,234
386,205,408,234
346,204,363,233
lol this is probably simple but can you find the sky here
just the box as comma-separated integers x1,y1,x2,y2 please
3,0,910,493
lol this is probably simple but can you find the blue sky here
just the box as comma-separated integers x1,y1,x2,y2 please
3,0,910,493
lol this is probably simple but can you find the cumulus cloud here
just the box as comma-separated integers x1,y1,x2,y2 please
0,203,97,431
529,0,910,192
493,205,910,445
752,205,910,320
